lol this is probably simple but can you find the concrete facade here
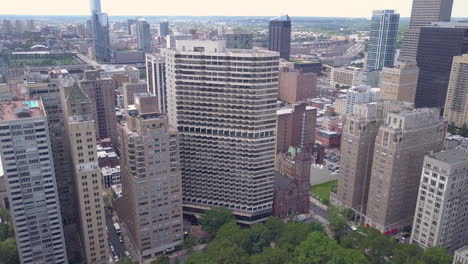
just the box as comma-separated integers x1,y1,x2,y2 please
380,61,419,103
278,68,317,104
444,54,468,128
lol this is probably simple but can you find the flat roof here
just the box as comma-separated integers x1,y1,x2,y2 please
429,148,468,165
0,100,45,121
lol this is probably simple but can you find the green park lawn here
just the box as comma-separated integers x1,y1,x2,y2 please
310,180,337,204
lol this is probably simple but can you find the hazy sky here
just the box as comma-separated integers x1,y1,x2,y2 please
1,0,467,18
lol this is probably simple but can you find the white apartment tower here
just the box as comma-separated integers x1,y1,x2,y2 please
163,40,279,224
146,54,167,113
411,148,468,253
0,99,68,264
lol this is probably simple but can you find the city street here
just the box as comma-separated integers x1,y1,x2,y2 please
105,210,127,261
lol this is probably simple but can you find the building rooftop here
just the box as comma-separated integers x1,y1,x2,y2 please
271,15,291,22
0,100,45,121
428,148,468,165
455,245,468,258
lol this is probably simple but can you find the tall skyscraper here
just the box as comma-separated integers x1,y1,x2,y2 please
410,148,468,253
90,0,111,63
0,99,68,264
2,19,12,34
400,0,454,61
158,22,169,37
118,93,183,261
146,54,167,113
380,61,419,103
268,15,291,59
415,22,468,109
444,54,468,128
60,80,109,264
367,10,399,71
365,108,446,233
136,18,151,53
163,40,279,224
29,80,82,261
278,68,317,104
276,102,316,154
15,20,25,34
80,70,118,146
127,19,136,35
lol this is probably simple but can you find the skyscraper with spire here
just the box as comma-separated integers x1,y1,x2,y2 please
90,0,111,63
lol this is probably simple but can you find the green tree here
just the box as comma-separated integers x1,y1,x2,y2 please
116,257,139,264
150,255,169,264
249,247,290,264
205,238,249,264
264,217,284,241
392,243,423,264
200,207,235,237
448,122,457,134
422,247,452,264
215,221,247,246
328,206,349,240
293,232,337,264
244,223,274,254
0,238,20,264
182,235,197,250
185,252,214,264
328,247,369,264
460,123,468,137
277,222,323,251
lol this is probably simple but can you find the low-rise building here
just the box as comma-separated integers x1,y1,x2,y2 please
315,129,341,148
101,166,121,188
453,246,468,264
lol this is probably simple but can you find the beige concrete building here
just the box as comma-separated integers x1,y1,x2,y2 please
123,81,148,108
163,40,279,224
330,66,365,88
411,148,468,253
365,108,446,233
380,61,419,103
444,54,468,129
278,68,317,104
118,93,183,262
80,70,117,146
60,79,109,264
276,102,317,154
332,101,414,217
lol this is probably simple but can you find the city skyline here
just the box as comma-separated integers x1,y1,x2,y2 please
1,0,468,17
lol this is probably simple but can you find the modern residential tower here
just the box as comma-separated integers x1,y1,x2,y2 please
367,10,399,71
90,0,111,63
136,18,151,53
443,54,468,128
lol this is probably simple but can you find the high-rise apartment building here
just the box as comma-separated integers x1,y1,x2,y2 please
118,93,183,261
2,19,12,34
158,22,169,37
276,103,316,154
29,81,82,261
410,148,468,253
278,68,317,104
367,10,399,71
415,22,468,109
136,18,151,53
146,54,167,113
344,86,380,114
15,20,25,34
60,80,109,264
444,54,468,128
166,35,193,49
127,19,136,35
163,40,279,223
90,0,111,63
268,15,291,59
80,70,117,146
365,108,446,233
224,33,254,49
123,81,148,108
400,0,454,61
332,101,413,217
0,100,68,264
380,61,419,103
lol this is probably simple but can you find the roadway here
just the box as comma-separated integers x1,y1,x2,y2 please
105,210,127,262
